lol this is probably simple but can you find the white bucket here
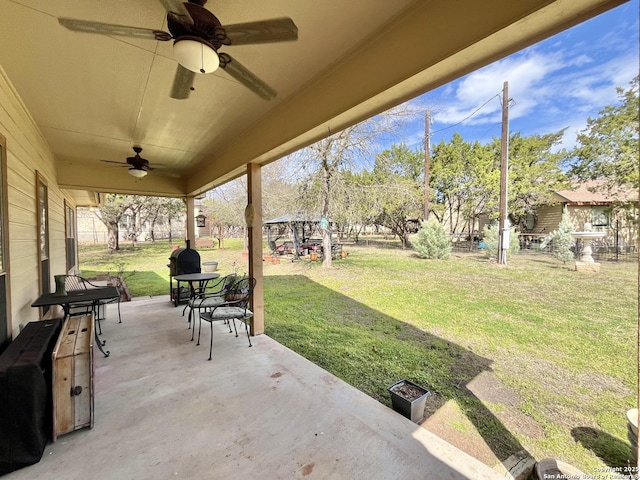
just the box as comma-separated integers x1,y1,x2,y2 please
202,261,218,272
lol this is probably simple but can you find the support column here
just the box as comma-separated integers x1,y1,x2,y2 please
185,196,196,246
247,164,264,335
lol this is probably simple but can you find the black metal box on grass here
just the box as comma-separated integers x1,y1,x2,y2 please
387,379,431,423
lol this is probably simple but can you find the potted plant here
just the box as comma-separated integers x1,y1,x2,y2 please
387,379,430,423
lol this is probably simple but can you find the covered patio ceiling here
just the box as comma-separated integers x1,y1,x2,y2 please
0,0,627,205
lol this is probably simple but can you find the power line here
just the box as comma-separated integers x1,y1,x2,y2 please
429,92,502,137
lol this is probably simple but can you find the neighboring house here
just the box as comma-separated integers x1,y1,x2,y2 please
531,180,638,251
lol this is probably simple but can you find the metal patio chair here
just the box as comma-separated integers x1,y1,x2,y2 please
197,277,256,361
63,275,122,333
185,274,238,340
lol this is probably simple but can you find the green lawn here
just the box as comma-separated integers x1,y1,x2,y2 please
79,239,638,471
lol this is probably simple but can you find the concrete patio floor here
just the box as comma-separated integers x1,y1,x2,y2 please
6,296,504,480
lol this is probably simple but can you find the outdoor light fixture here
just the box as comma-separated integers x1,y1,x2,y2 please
129,167,147,178
173,37,220,74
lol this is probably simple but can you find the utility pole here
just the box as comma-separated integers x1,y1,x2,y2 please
498,81,510,265
424,109,431,222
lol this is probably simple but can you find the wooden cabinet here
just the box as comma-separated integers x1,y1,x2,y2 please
52,314,94,440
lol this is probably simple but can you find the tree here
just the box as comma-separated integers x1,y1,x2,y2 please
430,130,569,239
94,194,186,250
162,198,186,244
333,170,381,242
262,161,300,222
301,127,371,267
205,179,248,247
491,131,570,231
94,194,131,251
122,196,148,246
293,106,419,267
430,133,498,236
570,76,639,193
371,144,424,248
140,196,162,242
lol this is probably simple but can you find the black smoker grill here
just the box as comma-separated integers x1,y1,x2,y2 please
168,240,201,306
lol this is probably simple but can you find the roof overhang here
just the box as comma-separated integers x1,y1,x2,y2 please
0,0,629,204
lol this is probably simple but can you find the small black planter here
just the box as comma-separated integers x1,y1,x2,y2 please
387,379,430,423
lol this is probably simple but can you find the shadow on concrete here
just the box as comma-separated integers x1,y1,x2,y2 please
264,274,530,467
2,295,507,479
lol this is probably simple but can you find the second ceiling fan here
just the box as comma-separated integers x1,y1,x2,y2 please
58,0,298,100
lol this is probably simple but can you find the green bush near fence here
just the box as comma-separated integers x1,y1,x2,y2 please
412,219,451,259
481,225,520,258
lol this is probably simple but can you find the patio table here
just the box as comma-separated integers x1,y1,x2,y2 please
31,286,120,357
172,272,220,308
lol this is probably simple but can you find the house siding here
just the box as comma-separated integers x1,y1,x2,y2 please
535,201,638,251
534,205,562,234
0,65,74,338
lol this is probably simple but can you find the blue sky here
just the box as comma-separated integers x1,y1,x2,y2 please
398,0,639,152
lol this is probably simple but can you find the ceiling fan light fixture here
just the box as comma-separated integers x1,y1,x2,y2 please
129,167,148,178
173,37,219,74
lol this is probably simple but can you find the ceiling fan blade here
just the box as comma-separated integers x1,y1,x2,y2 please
221,54,276,100
159,0,194,26
170,64,196,99
100,160,127,165
220,17,298,45
58,18,172,41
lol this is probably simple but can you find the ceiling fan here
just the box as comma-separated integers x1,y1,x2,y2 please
101,147,162,178
57,0,298,100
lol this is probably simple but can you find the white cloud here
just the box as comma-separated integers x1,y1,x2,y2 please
428,49,568,126
400,0,638,151
422,22,637,129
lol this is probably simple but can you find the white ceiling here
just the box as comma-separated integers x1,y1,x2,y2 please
0,0,628,204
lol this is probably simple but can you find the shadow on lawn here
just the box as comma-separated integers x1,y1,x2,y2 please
571,427,634,468
264,274,529,466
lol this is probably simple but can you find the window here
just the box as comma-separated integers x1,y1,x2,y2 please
65,202,77,272
36,173,50,315
592,206,610,227
525,213,535,231
38,180,48,261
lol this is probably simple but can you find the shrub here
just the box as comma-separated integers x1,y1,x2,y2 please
412,219,451,259
482,224,520,259
540,209,576,264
